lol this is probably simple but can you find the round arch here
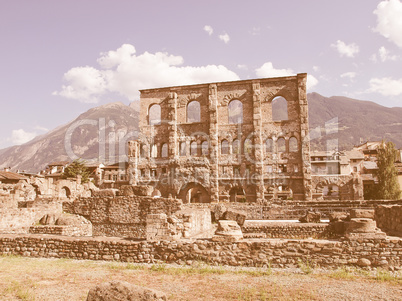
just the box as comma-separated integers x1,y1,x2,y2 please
178,182,210,203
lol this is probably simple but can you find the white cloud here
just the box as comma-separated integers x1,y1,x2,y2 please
11,129,36,145
237,64,248,70
331,40,360,58
255,62,318,90
255,62,294,78
54,44,239,103
219,33,230,44
368,77,402,96
34,126,49,132
307,75,319,91
203,25,213,36
340,72,357,79
53,66,107,103
379,46,399,61
374,0,402,48
312,66,320,72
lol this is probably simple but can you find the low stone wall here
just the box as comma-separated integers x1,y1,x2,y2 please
242,221,330,239
375,205,402,236
63,196,182,238
29,224,92,237
0,234,400,269
184,200,402,220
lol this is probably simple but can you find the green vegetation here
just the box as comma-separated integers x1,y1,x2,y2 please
372,141,401,200
298,258,316,274
62,159,91,183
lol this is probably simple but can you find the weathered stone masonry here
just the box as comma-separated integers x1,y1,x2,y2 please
63,196,182,238
0,235,400,269
129,74,312,204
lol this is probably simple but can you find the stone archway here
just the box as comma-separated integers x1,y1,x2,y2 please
61,186,71,198
229,185,245,202
178,182,210,203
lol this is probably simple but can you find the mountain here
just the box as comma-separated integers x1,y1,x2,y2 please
308,93,402,150
0,102,139,173
0,93,402,173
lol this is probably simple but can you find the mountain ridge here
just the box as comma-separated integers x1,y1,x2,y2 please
0,93,401,173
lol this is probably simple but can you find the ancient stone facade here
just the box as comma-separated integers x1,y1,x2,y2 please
128,74,312,203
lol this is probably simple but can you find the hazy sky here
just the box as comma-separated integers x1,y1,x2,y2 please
1,0,402,149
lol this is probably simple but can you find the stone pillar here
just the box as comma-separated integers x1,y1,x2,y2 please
168,92,178,158
209,84,220,203
252,81,264,203
297,73,312,200
128,140,140,185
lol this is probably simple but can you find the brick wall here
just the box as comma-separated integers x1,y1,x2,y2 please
0,235,400,269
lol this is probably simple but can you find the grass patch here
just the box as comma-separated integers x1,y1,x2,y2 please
374,269,402,283
2,280,35,301
328,266,356,280
298,258,316,275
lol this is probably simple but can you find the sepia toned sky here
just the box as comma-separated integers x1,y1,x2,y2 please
0,0,401,149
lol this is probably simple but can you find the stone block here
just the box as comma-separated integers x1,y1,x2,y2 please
328,212,349,222
346,218,377,233
39,213,60,225
350,209,374,219
222,209,247,226
212,204,226,222
299,211,321,223
87,281,167,301
214,220,243,241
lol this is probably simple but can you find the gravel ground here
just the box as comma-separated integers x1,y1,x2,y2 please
0,256,401,300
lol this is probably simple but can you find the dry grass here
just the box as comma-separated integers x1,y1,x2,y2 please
0,255,400,300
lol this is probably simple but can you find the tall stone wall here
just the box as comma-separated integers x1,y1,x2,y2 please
63,196,182,238
0,235,400,269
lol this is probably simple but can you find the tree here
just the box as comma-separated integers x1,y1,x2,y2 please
63,159,91,183
374,141,401,200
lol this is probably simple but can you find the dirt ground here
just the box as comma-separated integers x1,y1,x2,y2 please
0,255,401,301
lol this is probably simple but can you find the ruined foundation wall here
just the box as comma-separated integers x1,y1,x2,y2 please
375,205,402,236
0,200,62,234
0,235,400,269
63,196,182,238
242,221,330,239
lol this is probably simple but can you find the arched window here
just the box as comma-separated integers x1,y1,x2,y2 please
232,139,240,154
289,137,298,152
190,141,198,156
180,142,186,156
272,96,288,121
265,138,273,153
277,138,286,153
161,143,168,157
201,141,209,155
149,104,161,125
228,100,243,124
151,144,157,158
244,138,253,156
187,101,201,123
221,140,229,155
